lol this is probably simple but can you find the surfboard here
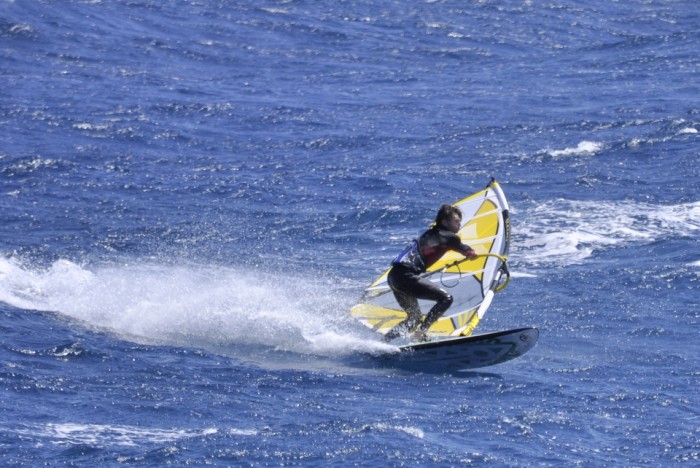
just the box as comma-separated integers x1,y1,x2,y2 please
390,327,539,371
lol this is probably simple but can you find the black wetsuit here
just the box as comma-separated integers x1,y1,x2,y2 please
384,226,473,340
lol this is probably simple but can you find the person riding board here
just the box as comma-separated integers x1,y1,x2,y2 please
385,204,478,342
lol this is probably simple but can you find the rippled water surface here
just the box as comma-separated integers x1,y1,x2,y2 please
1,1,698,465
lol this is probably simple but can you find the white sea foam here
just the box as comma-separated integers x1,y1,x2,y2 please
513,199,700,267
10,24,33,34
348,423,424,439
73,122,110,131
14,423,230,447
510,271,538,278
548,141,603,158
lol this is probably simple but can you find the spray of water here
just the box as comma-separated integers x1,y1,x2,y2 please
0,257,394,361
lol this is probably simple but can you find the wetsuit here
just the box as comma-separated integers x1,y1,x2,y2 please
384,226,474,340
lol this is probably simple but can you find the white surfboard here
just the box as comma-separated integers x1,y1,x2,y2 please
392,327,539,371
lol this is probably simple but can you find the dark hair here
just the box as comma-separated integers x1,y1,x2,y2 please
435,204,462,228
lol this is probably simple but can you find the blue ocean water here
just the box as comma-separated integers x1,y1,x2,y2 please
1,0,698,465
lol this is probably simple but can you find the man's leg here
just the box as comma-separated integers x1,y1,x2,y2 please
383,290,422,341
411,278,453,334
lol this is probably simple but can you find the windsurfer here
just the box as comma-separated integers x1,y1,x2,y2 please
384,204,478,342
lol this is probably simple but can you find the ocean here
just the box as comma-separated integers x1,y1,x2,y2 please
1,0,698,465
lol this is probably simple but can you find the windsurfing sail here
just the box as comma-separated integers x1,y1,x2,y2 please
351,179,511,339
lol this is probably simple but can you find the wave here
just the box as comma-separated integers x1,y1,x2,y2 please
513,198,700,267
547,141,604,158
12,423,228,447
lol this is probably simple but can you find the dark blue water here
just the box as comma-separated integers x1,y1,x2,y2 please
1,1,698,465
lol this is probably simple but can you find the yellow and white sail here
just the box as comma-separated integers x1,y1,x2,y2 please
351,179,511,338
